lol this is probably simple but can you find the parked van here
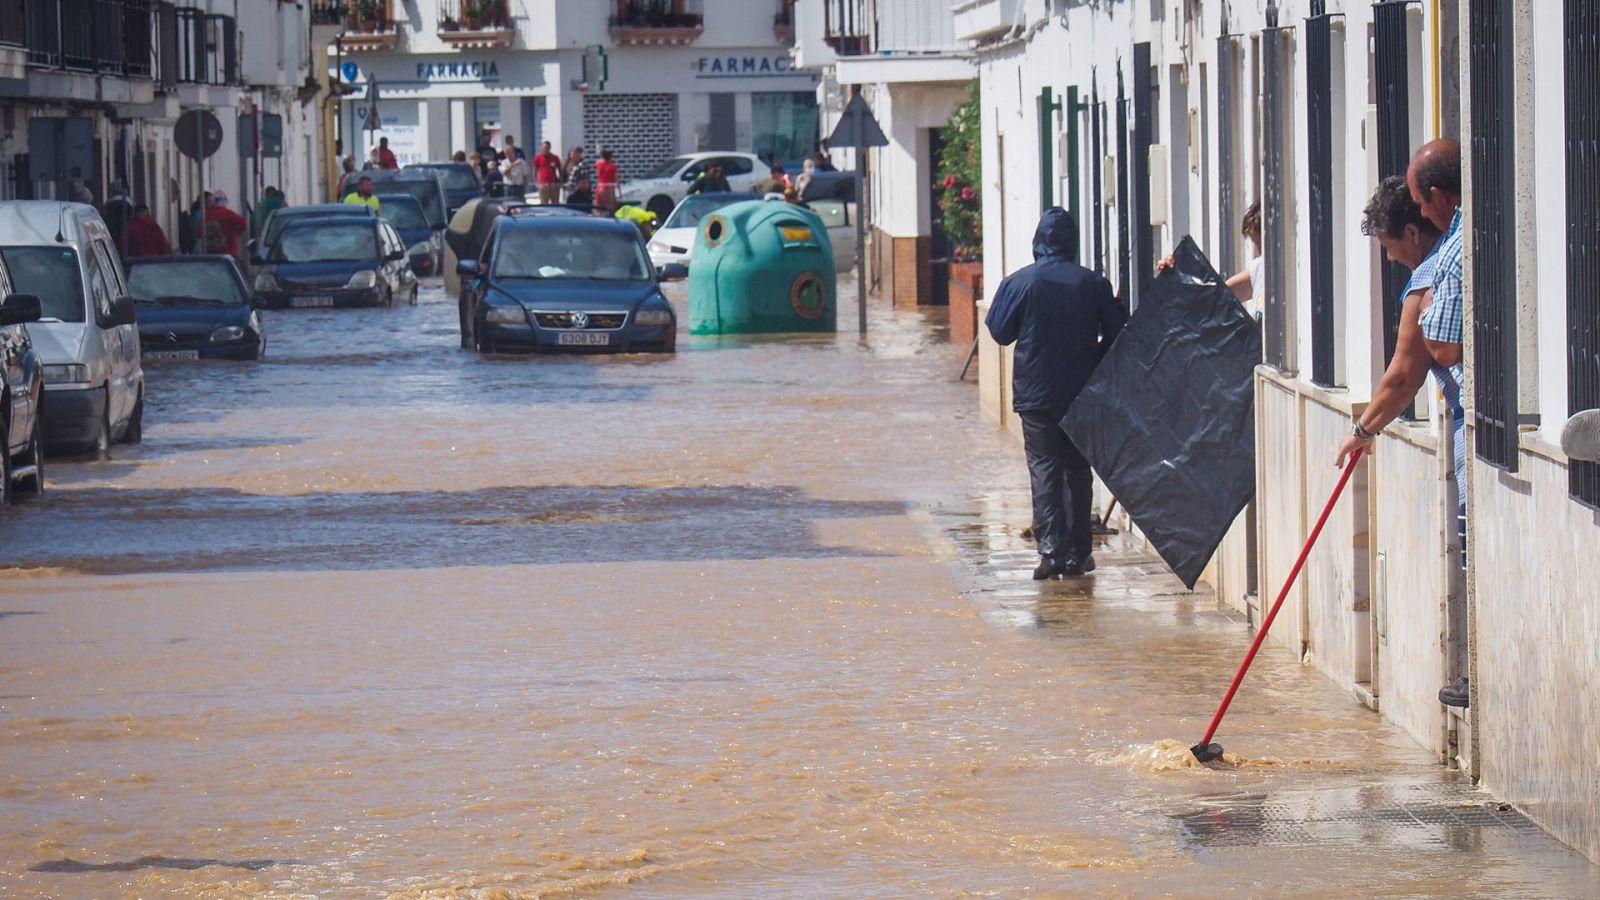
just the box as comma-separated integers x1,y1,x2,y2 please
0,202,144,457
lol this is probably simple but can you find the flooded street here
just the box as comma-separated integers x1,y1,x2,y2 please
2,280,1595,897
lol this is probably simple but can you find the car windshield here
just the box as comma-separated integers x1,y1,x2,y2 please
640,156,692,179
493,228,650,280
373,180,442,222
808,200,848,229
273,223,377,263
377,197,428,230
416,166,478,191
663,194,744,230
0,246,85,322
128,260,247,305
266,209,366,249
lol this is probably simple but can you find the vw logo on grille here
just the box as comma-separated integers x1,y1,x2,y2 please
570,311,590,329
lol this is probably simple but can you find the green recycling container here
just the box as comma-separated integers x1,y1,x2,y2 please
688,200,837,334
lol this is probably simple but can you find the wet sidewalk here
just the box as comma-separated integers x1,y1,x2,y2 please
1,280,1595,896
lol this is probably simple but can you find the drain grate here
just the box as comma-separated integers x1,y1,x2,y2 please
1173,782,1541,849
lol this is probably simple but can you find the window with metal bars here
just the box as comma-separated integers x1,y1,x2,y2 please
1374,1,1415,377
1307,7,1338,386
1090,78,1106,275
1468,0,1519,470
1261,25,1292,372
1116,66,1131,306
1566,0,1600,507
1217,35,1238,275
1132,42,1154,310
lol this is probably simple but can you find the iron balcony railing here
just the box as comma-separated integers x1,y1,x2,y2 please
438,0,512,32
823,0,869,55
23,0,155,77
173,6,237,86
0,0,24,47
308,0,344,27
344,0,398,34
609,0,704,29
1566,0,1600,508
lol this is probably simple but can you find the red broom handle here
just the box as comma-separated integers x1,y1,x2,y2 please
1197,447,1364,747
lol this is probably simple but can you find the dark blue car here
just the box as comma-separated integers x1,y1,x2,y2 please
457,213,677,354
253,215,418,309
377,194,443,277
406,162,482,217
126,255,265,360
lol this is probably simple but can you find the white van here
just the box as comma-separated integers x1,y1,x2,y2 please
0,202,144,457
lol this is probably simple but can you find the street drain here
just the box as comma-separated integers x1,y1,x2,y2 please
1172,782,1540,849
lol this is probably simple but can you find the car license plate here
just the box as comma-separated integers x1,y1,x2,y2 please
145,350,200,360
292,295,335,308
558,332,610,346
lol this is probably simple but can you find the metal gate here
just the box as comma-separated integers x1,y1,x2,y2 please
1307,4,1338,387
1261,23,1291,372
1469,0,1519,470
1116,65,1131,305
1132,42,1154,309
1565,0,1600,507
1217,35,1237,274
1090,76,1106,275
1374,0,1414,371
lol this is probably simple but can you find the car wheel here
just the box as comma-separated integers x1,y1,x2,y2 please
17,414,43,496
647,195,674,222
122,389,144,445
95,401,112,460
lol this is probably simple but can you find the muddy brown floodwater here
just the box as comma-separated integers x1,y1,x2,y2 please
2,279,1596,897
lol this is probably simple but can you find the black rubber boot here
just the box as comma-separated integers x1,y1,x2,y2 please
1439,677,1470,708
1062,555,1096,576
1033,557,1065,580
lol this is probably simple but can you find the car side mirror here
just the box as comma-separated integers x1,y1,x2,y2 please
0,293,43,326
658,263,687,282
105,295,138,327
431,221,447,231
456,259,481,277
386,249,406,261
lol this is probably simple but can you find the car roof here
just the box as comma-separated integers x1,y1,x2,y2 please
0,200,106,245
277,204,373,217
497,214,637,235
361,170,443,183
280,215,380,230
374,193,424,205
675,192,749,203
409,162,472,170
126,254,239,266
676,151,758,161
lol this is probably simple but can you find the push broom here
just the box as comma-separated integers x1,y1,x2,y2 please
1190,448,1364,763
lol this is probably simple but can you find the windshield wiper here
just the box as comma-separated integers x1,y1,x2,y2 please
154,295,227,306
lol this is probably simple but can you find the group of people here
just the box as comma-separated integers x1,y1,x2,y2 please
459,134,619,210
114,184,289,261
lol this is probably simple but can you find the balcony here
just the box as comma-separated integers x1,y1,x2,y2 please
23,0,155,76
172,8,238,86
437,0,513,49
339,0,400,51
608,0,703,46
822,0,868,56
774,2,793,46
952,0,1021,46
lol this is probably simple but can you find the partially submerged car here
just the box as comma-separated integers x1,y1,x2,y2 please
377,193,444,277
457,212,677,354
406,162,483,216
0,250,45,504
254,203,375,266
355,169,450,231
0,201,144,458
616,152,764,221
254,215,418,309
645,192,749,270
126,255,265,360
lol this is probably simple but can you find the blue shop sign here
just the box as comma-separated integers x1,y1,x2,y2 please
693,55,799,78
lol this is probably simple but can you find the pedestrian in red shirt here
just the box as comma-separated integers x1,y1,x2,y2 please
376,136,399,170
534,140,562,205
202,191,249,259
125,204,171,257
595,149,619,211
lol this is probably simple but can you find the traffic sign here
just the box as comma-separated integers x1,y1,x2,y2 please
175,109,224,161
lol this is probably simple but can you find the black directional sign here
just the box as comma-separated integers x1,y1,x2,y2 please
175,109,224,161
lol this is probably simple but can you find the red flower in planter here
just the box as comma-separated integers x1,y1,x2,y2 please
961,186,975,201
944,174,957,189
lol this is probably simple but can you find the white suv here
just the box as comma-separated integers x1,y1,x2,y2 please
617,152,765,222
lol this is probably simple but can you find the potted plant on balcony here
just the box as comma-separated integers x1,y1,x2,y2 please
350,0,383,32
936,81,983,345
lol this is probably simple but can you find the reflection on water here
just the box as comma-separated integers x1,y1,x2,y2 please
1,281,1594,896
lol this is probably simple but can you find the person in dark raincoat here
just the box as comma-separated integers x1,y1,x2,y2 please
985,207,1127,579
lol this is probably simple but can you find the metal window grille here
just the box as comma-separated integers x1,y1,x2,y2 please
1038,87,1056,210
1374,1,1415,372
1565,0,1600,507
1307,6,1339,387
1116,66,1131,305
1469,0,1519,470
1261,25,1292,371
1065,85,1081,231
1132,42,1154,309
1217,35,1238,274
1090,76,1106,275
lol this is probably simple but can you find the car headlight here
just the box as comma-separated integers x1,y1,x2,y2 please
647,240,668,254
485,306,526,324
210,325,246,343
254,271,280,292
42,363,90,385
407,241,433,257
345,270,378,290
634,307,674,326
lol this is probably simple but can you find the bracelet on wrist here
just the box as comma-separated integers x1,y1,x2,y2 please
1352,420,1379,441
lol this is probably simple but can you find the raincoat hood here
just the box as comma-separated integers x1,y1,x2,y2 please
1031,207,1079,262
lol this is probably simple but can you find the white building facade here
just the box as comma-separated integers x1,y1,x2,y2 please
333,0,816,191
967,0,1600,864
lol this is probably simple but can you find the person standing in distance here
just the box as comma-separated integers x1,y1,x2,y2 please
985,208,1127,579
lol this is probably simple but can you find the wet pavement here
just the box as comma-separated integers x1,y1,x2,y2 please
2,279,1596,897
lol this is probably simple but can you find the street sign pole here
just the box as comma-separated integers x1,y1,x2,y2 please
853,103,866,335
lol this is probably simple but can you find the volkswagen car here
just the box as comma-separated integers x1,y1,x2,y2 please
457,213,677,354
126,255,264,360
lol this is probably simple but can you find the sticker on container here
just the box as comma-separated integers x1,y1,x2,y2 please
789,271,828,320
